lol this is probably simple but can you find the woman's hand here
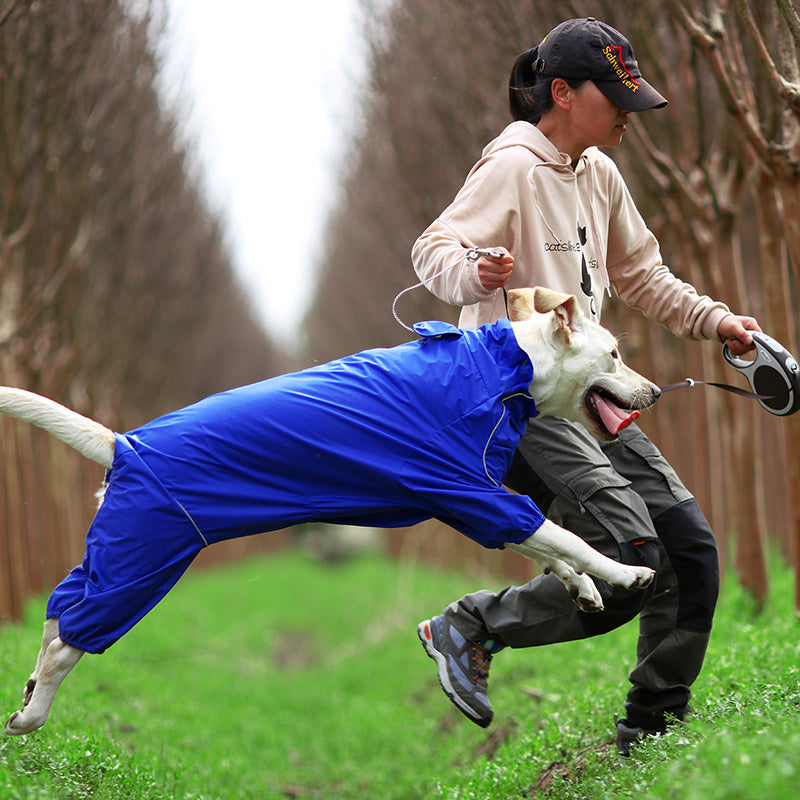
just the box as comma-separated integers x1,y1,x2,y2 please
718,314,762,356
476,249,514,291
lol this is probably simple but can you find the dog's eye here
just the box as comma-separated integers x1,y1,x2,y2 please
611,349,620,360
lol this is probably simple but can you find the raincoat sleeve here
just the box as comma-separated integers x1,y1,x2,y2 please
400,456,546,549
433,486,547,549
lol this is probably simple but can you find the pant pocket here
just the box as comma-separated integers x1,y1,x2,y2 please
549,471,656,556
612,426,694,513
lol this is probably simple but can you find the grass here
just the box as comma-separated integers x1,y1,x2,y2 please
1,544,799,798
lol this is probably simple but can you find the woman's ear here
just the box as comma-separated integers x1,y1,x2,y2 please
550,78,574,110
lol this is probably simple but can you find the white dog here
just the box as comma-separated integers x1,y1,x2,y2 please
1,287,658,735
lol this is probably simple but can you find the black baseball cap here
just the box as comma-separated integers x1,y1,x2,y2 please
532,18,667,112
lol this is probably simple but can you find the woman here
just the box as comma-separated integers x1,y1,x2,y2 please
412,17,760,756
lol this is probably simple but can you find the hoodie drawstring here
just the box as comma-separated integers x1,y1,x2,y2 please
583,159,611,294
527,157,611,296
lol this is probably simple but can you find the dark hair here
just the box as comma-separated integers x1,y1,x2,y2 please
508,48,585,124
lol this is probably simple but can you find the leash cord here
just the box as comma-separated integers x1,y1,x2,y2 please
392,260,462,333
392,249,510,333
396,268,774,400
659,378,774,401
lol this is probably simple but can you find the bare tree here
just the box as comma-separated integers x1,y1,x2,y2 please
0,0,281,620
303,0,800,604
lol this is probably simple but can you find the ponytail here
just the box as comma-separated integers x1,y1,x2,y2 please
508,47,548,123
508,46,585,124
509,46,539,91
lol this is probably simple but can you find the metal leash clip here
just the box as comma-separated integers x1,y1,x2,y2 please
722,331,800,416
465,247,507,261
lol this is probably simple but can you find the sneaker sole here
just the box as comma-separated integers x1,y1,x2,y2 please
417,620,491,728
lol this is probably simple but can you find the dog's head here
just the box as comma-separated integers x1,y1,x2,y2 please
508,287,660,442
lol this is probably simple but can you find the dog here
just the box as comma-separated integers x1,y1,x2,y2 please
1,287,658,735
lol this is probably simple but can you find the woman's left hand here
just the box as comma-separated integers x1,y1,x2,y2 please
718,314,762,356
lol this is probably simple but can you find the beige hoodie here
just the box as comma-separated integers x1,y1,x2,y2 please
412,121,730,340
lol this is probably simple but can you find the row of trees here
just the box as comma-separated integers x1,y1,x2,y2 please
302,0,800,609
0,0,282,621
2,0,799,621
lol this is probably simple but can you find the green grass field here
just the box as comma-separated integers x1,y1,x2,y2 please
1,546,799,799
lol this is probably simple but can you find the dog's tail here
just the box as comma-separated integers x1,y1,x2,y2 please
0,387,115,467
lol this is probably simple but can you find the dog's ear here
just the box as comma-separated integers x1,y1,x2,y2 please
532,287,583,344
532,287,573,314
508,287,585,343
507,288,536,321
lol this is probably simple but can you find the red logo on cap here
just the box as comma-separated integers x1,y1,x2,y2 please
603,45,640,91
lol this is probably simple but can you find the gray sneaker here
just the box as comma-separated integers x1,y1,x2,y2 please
417,616,494,727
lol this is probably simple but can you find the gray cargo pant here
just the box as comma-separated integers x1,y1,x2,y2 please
443,415,720,731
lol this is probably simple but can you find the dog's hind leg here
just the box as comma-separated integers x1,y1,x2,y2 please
5,630,83,735
21,618,61,708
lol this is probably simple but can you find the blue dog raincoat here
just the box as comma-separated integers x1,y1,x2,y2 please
47,319,544,653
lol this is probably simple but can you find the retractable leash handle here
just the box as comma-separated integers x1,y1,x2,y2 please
659,331,800,416
722,331,800,416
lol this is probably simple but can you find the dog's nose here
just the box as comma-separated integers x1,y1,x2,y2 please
650,385,661,403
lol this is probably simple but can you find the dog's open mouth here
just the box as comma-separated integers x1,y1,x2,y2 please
586,389,640,438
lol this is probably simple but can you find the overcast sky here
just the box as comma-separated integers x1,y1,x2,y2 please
162,0,365,345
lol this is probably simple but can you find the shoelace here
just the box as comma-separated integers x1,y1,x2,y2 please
470,644,493,688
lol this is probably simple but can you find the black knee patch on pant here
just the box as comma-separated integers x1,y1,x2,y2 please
576,539,660,637
654,499,719,632
619,538,661,572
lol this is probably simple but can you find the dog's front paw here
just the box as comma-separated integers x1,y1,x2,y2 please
571,571,605,613
617,565,655,590
545,561,605,613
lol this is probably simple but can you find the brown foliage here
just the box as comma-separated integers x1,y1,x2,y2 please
0,0,281,621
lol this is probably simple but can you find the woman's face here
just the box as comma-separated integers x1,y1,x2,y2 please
569,81,631,150
537,78,632,164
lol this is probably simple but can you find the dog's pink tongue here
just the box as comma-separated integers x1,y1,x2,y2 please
593,393,640,435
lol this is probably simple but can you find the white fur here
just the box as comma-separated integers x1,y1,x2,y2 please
1,287,658,735
0,388,115,467
509,288,657,442
502,288,659,611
